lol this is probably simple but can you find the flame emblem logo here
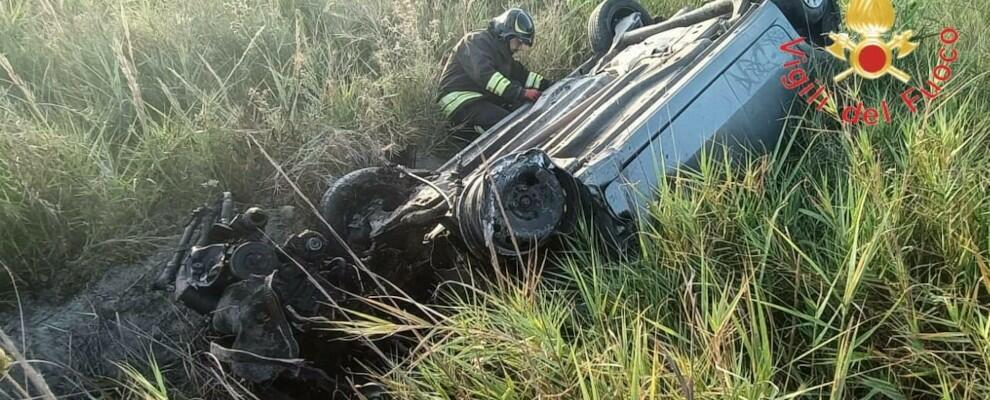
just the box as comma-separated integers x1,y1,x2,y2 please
826,0,917,83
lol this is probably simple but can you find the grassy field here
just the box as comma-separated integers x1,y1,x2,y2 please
0,0,618,297
3,0,990,398
362,1,990,399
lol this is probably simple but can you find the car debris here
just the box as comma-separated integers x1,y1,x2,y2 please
152,0,838,396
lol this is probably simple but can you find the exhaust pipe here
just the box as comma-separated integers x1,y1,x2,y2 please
152,207,204,291
617,0,733,49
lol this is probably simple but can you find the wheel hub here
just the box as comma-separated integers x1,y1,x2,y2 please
456,150,571,257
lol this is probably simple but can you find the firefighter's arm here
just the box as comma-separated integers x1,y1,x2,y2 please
459,41,524,101
511,60,554,91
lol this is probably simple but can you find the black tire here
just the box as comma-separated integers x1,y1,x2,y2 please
588,0,654,55
318,167,418,256
772,0,839,46
808,2,841,46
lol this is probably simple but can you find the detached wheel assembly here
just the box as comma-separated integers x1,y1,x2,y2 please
318,167,420,256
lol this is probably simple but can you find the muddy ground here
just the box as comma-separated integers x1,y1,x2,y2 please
0,206,305,399
0,152,452,399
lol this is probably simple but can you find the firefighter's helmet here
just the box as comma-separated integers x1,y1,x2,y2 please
489,8,536,45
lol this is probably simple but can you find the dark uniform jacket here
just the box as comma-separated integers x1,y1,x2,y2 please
437,29,553,117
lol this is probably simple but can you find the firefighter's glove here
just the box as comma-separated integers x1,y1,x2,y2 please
521,89,542,103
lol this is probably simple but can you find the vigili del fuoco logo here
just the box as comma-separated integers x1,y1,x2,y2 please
777,0,960,126
825,0,917,83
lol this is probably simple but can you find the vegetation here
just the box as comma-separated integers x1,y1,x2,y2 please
2,0,989,398
362,1,990,399
0,0,618,296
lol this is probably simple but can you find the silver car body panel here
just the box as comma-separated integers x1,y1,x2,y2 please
436,1,802,219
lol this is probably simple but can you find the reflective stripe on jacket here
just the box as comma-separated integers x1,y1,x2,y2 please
437,29,553,117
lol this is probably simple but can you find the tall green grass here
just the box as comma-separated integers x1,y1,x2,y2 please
0,0,630,297
356,0,990,398
4,0,989,398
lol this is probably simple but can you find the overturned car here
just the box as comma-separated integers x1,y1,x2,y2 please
152,0,837,395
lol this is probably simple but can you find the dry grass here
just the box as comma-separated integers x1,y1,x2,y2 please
0,0,615,298
3,0,989,399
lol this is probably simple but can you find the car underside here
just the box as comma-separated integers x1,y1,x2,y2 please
151,0,837,396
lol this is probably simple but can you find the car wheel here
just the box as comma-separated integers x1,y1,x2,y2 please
799,0,828,22
318,167,419,256
588,0,654,55
808,1,841,46
772,0,838,46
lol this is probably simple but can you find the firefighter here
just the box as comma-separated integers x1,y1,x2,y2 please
437,8,554,138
